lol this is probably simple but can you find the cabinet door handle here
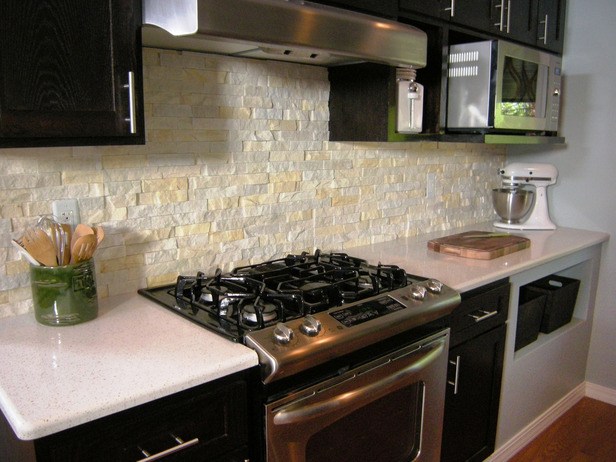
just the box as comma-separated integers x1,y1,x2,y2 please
444,0,455,17
123,71,137,134
448,356,461,395
494,0,506,32
467,309,498,323
137,435,199,461
539,14,549,44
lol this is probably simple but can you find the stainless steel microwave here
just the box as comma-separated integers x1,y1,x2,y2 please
446,40,562,133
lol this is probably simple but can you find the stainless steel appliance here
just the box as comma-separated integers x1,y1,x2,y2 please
139,250,460,461
142,0,427,68
493,163,558,230
447,40,562,134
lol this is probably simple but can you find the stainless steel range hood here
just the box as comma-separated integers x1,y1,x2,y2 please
142,0,427,68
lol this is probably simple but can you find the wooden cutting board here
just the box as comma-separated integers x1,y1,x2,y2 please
427,231,531,260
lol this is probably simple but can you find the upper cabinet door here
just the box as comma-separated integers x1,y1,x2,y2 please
445,0,494,31
536,0,566,53
399,0,444,18
489,0,537,45
0,0,144,148
401,0,495,32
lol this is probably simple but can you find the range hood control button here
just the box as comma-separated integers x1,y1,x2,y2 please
300,315,322,337
426,279,443,293
273,323,294,345
410,285,427,300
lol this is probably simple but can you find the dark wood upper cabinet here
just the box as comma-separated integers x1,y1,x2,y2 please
400,0,566,54
536,0,567,53
0,0,144,148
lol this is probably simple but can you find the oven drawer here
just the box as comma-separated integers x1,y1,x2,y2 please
450,279,510,347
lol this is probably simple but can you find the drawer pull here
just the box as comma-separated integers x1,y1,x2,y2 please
467,309,498,323
137,435,199,462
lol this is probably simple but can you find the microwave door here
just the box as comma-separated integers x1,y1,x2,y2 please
495,45,551,131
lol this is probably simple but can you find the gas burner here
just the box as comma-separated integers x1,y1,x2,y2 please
240,299,279,325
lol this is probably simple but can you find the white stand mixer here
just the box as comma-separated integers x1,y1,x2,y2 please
493,163,558,230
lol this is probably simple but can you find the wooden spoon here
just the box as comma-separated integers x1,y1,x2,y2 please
22,227,58,266
93,226,105,246
70,234,97,264
70,223,95,251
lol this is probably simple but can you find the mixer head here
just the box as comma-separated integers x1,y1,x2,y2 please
499,163,558,188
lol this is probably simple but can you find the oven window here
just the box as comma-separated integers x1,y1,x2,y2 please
305,383,424,462
501,56,546,118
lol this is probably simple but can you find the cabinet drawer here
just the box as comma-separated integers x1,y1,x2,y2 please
36,374,250,462
450,279,509,347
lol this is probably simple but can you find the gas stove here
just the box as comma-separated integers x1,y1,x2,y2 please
139,250,460,383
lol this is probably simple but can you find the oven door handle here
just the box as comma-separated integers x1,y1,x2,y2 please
273,335,447,425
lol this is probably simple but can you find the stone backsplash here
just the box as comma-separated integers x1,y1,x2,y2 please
0,48,505,317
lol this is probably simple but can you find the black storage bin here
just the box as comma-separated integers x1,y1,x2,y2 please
526,275,580,334
515,287,547,351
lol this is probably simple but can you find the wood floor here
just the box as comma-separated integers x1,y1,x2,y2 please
507,398,616,461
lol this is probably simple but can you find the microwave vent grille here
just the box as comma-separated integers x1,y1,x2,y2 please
448,66,479,78
448,49,480,78
449,50,480,64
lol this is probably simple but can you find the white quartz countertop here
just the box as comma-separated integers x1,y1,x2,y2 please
349,224,609,292
0,294,258,440
0,223,609,442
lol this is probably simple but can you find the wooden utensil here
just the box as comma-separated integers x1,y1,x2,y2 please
11,239,41,266
70,223,95,252
60,224,72,265
70,234,97,264
22,227,58,266
93,226,105,246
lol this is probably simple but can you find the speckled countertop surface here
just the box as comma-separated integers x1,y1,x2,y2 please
0,295,258,440
349,224,609,292
0,224,609,442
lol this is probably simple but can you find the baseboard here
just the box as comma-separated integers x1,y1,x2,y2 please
485,383,586,462
585,381,616,405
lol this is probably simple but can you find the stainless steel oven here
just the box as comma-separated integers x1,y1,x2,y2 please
139,250,460,462
264,330,449,462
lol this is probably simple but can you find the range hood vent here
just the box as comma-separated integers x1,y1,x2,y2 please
142,0,427,68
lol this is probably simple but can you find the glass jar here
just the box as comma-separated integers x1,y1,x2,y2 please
30,259,98,326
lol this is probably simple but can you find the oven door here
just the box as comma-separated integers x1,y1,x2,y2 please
265,330,449,462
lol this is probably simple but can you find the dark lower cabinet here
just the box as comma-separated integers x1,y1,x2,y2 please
441,324,506,462
0,0,144,147
441,280,509,462
0,369,257,462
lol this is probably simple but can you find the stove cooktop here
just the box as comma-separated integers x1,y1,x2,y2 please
138,250,415,341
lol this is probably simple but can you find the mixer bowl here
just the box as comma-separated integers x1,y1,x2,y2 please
492,188,535,223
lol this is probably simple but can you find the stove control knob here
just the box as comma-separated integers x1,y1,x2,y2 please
300,315,322,337
410,284,427,300
426,279,443,294
273,323,294,345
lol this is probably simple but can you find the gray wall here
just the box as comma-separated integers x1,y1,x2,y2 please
510,0,616,390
